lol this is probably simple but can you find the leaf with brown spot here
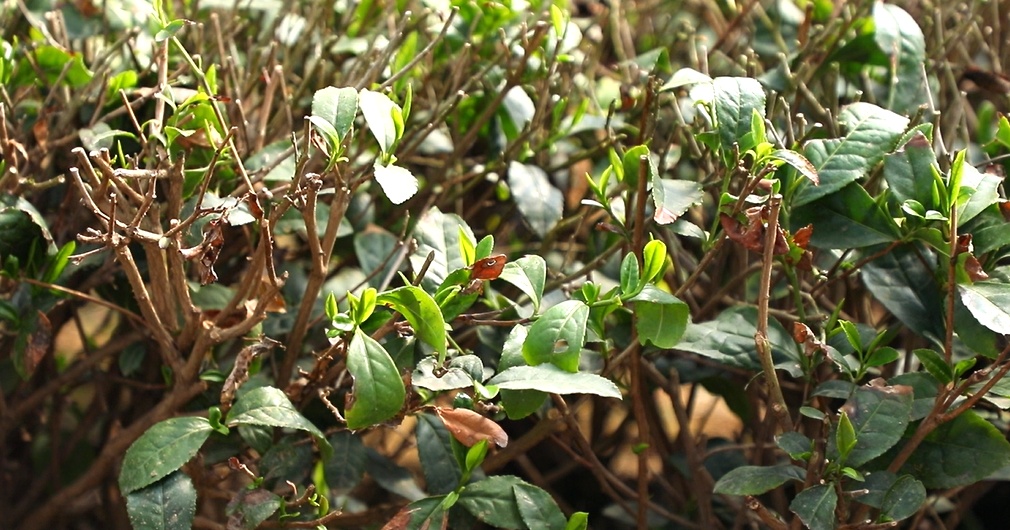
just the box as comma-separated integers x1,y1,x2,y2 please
434,406,508,448
24,311,52,376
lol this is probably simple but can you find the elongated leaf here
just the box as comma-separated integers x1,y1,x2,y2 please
796,102,909,206
873,3,927,115
226,386,324,439
712,77,766,154
416,413,462,494
791,182,900,249
957,163,1001,226
125,470,197,530
498,255,546,312
119,417,213,495
522,300,589,371
900,410,1010,488
713,464,805,495
487,364,621,399
957,281,1010,334
790,484,837,530
377,285,447,358
345,329,406,429
513,483,567,530
508,161,563,238
861,245,944,340
499,324,547,419
676,306,802,376
434,406,508,448
828,383,913,467
324,431,366,492
883,131,940,210
881,475,926,522
771,149,819,184
359,89,400,153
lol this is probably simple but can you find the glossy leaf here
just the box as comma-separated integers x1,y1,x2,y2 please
912,348,952,384
226,386,325,438
377,285,447,359
498,325,547,419
653,179,703,225
790,484,837,530
522,300,589,371
900,410,1010,488
771,149,819,184
712,77,766,154
881,475,927,522
883,131,940,210
508,161,563,238
487,364,621,399
410,207,475,290
119,417,213,495
498,255,547,312
677,306,802,376
359,89,401,154
513,483,567,530
795,102,909,206
861,245,944,339
713,464,805,495
791,182,900,249
828,383,913,467
311,86,358,142
958,281,1010,335
345,328,406,429
873,3,927,115
124,470,197,530
631,285,689,348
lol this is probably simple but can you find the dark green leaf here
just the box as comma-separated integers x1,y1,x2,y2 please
880,475,926,522
513,483,567,530
634,294,689,349
676,306,802,376
861,245,944,339
458,475,527,529
417,414,463,494
791,182,899,249
873,3,928,115
124,470,196,530
324,431,366,492
410,207,475,291
619,253,641,296
499,325,547,419
365,449,426,501
796,102,909,206
828,383,913,467
712,77,766,154
712,464,805,495
883,131,940,210
345,328,406,429
912,348,951,384
789,484,837,530
487,364,621,399
225,386,327,450
901,410,1010,488
777,432,813,460
354,228,404,289
119,417,213,495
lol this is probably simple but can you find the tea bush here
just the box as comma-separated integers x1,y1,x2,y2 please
4,0,1010,529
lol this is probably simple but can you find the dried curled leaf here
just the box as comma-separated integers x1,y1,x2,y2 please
434,406,508,448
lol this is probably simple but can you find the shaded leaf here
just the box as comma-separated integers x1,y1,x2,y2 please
522,300,589,371
713,464,805,495
513,483,567,530
828,381,913,467
458,475,527,529
789,484,837,530
416,413,462,494
508,161,563,238
124,470,196,530
226,488,281,530
900,410,1010,488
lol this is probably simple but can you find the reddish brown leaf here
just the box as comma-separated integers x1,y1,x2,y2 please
434,406,508,448
964,254,989,282
470,254,507,280
793,224,814,249
792,322,825,357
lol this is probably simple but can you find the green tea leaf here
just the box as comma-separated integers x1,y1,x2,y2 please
522,300,589,371
377,285,447,359
789,484,837,530
713,464,805,495
119,417,213,494
900,410,1010,488
487,364,621,399
508,161,563,238
498,255,547,312
124,470,197,530
345,329,406,429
